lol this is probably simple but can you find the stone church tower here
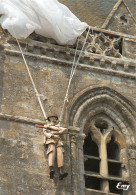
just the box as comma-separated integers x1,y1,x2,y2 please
0,0,136,195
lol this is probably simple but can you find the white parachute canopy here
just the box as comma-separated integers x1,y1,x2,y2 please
0,0,88,45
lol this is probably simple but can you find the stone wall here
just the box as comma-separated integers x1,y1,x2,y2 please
0,119,72,195
0,27,136,195
60,0,136,34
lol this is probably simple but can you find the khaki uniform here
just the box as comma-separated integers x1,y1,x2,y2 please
43,125,65,168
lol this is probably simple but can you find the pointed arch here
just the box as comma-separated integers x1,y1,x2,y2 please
67,86,136,140
102,0,136,28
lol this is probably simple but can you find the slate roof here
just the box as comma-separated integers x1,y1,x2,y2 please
59,0,136,27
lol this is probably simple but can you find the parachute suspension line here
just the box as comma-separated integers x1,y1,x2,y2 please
11,26,47,120
70,37,79,79
59,27,90,123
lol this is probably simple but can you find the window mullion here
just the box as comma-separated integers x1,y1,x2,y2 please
99,137,109,193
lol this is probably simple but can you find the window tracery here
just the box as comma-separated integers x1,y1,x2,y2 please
83,118,129,194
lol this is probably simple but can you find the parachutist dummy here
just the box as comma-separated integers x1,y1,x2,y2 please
36,114,68,180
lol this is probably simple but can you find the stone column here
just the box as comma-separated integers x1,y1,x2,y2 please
68,126,80,195
78,133,86,195
128,146,136,195
70,134,78,195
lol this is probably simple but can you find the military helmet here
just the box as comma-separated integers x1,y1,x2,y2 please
47,113,58,121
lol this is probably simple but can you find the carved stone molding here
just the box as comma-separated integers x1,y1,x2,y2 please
70,134,78,144
68,87,136,132
87,119,114,145
128,149,136,160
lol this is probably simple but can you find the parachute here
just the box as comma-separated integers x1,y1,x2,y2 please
0,0,88,44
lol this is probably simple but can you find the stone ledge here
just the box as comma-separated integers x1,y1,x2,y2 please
6,38,136,64
0,113,79,133
85,171,129,182
5,49,136,80
0,112,45,125
88,26,136,40
85,188,120,195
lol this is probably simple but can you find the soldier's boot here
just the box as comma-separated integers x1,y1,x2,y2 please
50,166,55,179
59,167,68,180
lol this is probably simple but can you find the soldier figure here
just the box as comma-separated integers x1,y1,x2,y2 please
37,114,68,180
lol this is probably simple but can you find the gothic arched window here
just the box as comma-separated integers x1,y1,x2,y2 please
83,119,128,194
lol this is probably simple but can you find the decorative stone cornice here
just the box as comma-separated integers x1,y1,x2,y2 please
4,48,136,79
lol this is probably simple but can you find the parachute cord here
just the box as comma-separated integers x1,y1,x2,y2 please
11,26,47,120
59,27,90,123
